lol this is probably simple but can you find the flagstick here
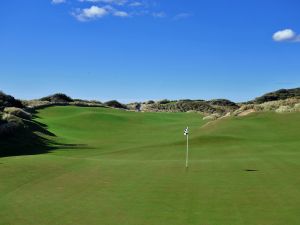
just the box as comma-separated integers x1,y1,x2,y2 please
186,133,189,168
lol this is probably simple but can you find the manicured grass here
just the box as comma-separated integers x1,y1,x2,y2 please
1,106,300,225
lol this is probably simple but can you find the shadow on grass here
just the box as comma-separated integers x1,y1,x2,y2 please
0,119,89,158
245,169,258,172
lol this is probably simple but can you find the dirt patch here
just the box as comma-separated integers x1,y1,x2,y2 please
238,109,256,116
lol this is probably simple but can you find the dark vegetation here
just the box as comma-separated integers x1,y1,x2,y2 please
73,99,102,105
40,93,73,103
251,88,300,104
157,99,172,104
146,100,155,104
104,100,127,109
0,119,52,157
207,99,238,107
0,91,23,110
0,118,86,157
0,91,72,156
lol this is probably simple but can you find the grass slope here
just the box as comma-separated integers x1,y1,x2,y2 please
1,106,300,225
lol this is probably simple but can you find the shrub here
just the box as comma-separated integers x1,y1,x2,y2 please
146,100,155,104
104,100,127,109
0,91,23,109
88,100,102,104
0,113,24,136
254,88,300,103
40,93,73,103
294,103,300,111
157,99,171,104
2,113,24,124
275,106,293,113
207,99,238,107
4,107,32,120
142,100,224,114
0,112,4,125
179,99,193,102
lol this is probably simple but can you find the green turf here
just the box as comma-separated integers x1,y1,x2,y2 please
1,106,300,225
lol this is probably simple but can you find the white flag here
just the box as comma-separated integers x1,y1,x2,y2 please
184,127,189,136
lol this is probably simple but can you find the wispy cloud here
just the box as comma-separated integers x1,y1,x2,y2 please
173,13,191,20
52,0,66,4
113,10,129,17
128,1,143,7
152,11,166,18
273,29,300,42
78,0,128,5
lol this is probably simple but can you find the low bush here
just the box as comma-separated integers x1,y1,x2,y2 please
157,99,171,104
146,100,155,104
0,91,23,109
143,100,224,114
275,106,294,113
0,113,24,136
253,88,300,104
4,107,32,120
40,93,73,103
294,103,300,111
2,113,24,125
207,99,238,108
104,100,127,109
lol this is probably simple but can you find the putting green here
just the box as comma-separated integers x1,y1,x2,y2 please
1,106,300,225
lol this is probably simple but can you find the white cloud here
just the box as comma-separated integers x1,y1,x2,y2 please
272,29,300,42
73,6,108,21
273,29,295,42
73,5,130,21
52,0,66,4
114,11,129,17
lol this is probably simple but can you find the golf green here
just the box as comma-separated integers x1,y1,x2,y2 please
1,106,300,225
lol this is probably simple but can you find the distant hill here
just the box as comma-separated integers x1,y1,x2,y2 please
251,88,300,104
1,87,300,115
132,99,239,115
1,87,300,151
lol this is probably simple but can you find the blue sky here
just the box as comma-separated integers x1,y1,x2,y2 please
1,0,300,102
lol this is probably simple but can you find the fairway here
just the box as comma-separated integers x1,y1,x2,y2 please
1,106,300,225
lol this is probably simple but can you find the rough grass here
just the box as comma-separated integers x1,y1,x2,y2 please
0,106,300,225
234,98,300,116
0,113,25,136
3,107,32,120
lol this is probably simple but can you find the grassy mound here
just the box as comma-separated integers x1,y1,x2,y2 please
140,99,238,114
